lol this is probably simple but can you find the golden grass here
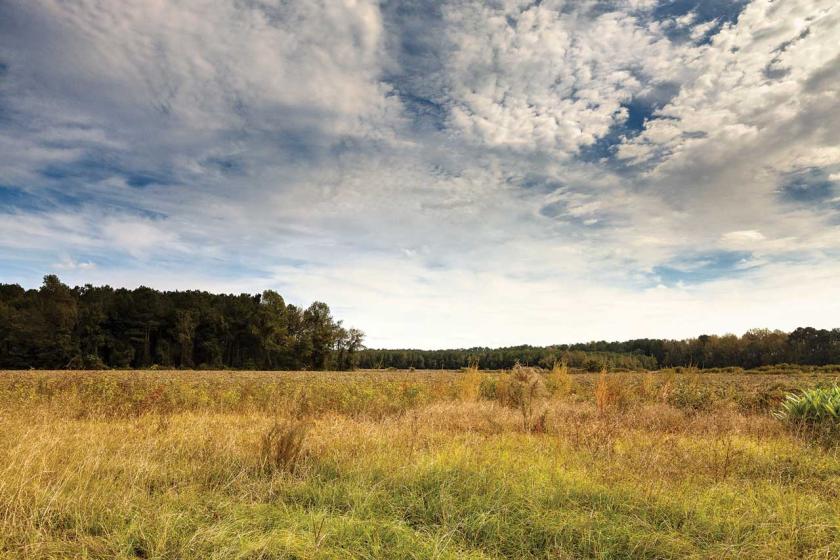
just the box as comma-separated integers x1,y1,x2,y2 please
0,368,838,559
456,364,483,401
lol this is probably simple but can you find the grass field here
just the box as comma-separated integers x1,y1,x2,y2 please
1,368,838,559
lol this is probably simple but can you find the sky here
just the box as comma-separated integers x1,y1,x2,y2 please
1,0,839,348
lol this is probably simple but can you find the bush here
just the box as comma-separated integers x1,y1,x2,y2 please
478,376,498,400
774,385,840,423
506,363,547,430
667,382,715,412
594,369,629,413
457,365,483,401
774,385,840,445
583,358,604,372
546,362,574,398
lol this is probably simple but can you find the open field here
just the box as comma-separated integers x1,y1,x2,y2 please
1,369,838,559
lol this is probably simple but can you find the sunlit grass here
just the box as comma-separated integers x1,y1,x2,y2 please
0,369,838,559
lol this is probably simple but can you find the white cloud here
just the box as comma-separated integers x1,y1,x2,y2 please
246,256,840,348
619,0,840,179
1,0,839,346
441,1,678,155
53,258,97,271
11,0,391,129
722,230,765,243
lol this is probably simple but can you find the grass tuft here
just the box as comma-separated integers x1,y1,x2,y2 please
457,364,484,401
259,419,309,473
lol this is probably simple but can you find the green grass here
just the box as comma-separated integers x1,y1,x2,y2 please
1,369,839,559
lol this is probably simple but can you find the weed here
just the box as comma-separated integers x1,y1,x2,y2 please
259,419,309,473
775,385,840,423
457,364,483,401
774,385,840,445
547,361,574,398
507,363,547,430
638,371,657,401
594,369,627,414
1,369,839,559
708,433,744,481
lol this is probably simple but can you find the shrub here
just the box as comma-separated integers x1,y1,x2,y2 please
506,363,547,430
775,385,840,423
547,362,573,398
494,374,512,407
457,365,483,401
667,381,715,412
594,369,628,414
583,358,604,372
478,376,498,400
775,385,840,445
637,371,657,401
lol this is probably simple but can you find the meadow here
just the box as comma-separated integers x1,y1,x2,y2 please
0,367,838,559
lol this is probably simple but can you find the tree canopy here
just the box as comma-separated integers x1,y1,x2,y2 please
1,276,838,371
357,328,840,371
0,276,363,370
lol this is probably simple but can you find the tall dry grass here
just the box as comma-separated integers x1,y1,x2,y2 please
259,419,310,473
594,368,629,414
0,368,838,559
456,364,483,401
547,361,574,398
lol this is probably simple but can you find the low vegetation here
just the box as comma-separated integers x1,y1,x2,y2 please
775,385,840,445
259,419,310,474
776,384,840,422
1,368,838,559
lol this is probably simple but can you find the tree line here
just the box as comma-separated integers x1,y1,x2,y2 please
357,347,658,371
1,276,838,371
358,328,840,371
0,275,363,370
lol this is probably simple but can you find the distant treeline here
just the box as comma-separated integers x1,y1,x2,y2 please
358,328,840,371
0,276,363,370
2,276,839,372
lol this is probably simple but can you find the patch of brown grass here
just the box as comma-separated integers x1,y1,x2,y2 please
259,419,309,473
594,369,629,414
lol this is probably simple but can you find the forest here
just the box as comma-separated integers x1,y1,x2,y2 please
0,275,363,370
358,328,840,371
1,275,838,371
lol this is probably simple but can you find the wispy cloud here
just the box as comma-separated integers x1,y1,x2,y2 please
0,0,838,346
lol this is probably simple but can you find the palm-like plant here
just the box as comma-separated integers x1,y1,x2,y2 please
774,385,840,423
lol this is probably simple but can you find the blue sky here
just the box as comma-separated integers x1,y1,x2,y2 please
1,0,839,348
